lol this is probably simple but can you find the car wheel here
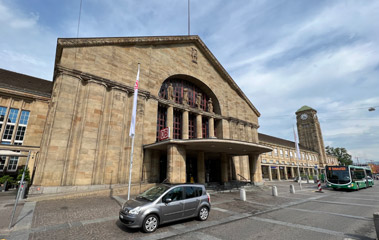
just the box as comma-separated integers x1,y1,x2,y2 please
142,214,158,233
198,207,209,221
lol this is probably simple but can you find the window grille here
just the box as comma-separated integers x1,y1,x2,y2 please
173,110,182,139
202,117,209,138
188,113,196,139
156,105,167,141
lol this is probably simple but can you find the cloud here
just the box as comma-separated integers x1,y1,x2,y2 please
0,0,378,161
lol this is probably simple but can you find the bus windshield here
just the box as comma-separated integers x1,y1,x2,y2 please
326,166,351,184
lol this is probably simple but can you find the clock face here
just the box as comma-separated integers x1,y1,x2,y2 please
300,113,308,120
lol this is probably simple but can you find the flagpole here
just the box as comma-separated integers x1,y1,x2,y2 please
293,125,302,189
127,136,135,200
127,63,140,201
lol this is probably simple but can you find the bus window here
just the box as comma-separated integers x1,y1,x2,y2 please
365,169,373,178
351,169,365,180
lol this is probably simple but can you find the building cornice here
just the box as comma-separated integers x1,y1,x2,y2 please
0,87,50,102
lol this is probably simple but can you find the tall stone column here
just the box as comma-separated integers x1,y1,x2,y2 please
209,117,215,138
182,110,189,139
277,168,281,181
221,153,228,183
284,166,288,180
196,114,202,138
249,154,262,184
167,144,186,183
167,105,173,139
307,168,311,177
291,167,295,179
268,166,272,181
197,152,205,183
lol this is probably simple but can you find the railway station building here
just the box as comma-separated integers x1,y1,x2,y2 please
0,36,337,195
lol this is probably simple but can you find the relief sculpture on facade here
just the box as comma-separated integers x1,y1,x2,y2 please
196,93,202,109
208,98,213,113
167,83,174,101
183,88,189,106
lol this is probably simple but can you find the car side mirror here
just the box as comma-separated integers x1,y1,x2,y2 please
164,198,172,203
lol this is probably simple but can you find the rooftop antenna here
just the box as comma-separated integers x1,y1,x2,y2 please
77,0,83,38
188,0,190,35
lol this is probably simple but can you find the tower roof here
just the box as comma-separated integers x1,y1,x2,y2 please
296,105,316,113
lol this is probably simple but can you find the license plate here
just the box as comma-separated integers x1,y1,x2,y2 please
120,215,124,219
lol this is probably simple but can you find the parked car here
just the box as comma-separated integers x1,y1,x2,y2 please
119,184,211,233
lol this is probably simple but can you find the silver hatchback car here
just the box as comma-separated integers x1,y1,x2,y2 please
119,184,211,233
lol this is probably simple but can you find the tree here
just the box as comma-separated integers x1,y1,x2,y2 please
17,167,30,183
325,146,353,166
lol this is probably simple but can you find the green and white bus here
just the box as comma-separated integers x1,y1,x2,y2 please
326,165,374,190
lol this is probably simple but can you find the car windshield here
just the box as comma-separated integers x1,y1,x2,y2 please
137,185,170,202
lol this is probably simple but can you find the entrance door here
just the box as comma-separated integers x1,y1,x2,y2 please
186,154,198,183
159,154,167,183
287,167,292,179
205,155,221,183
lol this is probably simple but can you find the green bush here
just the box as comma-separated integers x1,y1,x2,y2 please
17,167,30,183
0,175,15,184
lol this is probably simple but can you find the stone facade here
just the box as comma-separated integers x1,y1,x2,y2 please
30,36,270,194
0,69,51,177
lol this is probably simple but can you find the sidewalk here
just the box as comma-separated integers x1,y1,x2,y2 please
1,181,324,240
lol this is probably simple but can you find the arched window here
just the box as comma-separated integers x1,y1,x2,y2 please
159,78,209,111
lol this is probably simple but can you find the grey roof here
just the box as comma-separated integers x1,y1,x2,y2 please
258,133,316,152
296,105,316,113
0,68,53,98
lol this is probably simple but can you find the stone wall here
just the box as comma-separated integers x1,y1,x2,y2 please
34,37,262,187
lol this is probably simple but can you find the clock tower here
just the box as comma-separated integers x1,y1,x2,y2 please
296,106,327,166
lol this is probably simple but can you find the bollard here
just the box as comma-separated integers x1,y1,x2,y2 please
240,188,246,201
374,212,379,239
272,186,278,197
316,180,324,193
290,184,296,194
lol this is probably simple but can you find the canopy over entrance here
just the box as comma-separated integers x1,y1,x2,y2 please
144,139,272,156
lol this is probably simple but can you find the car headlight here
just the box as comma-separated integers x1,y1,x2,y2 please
129,207,141,215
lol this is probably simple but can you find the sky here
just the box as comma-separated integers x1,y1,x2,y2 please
0,0,378,163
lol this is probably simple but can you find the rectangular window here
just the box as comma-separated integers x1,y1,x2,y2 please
279,149,283,156
285,150,288,158
188,113,196,139
290,151,293,158
274,148,278,156
301,153,305,159
0,156,5,171
173,109,182,139
0,106,7,133
156,106,167,141
14,110,30,145
202,117,209,138
268,151,272,156
2,108,19,144
7,156,18,171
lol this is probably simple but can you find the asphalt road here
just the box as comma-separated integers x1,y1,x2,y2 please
1,180,378,240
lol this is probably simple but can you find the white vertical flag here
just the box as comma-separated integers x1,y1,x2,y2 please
129,63,140,137
293,126,301,160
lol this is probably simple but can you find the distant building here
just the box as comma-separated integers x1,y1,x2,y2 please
0,68,51,178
